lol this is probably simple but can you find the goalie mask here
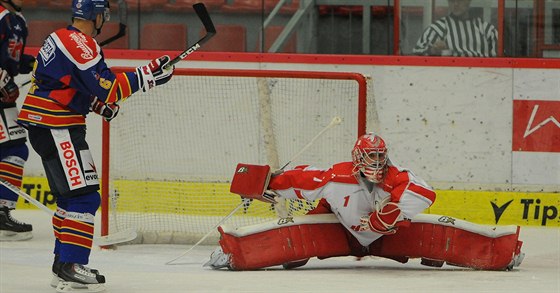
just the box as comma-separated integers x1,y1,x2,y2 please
352,133,388,183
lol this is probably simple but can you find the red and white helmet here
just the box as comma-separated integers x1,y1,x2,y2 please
352,133,388,183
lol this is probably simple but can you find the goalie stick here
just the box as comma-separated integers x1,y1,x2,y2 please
19,0,129,88
165,116,344,265
164,3,216,69
0,178,137,246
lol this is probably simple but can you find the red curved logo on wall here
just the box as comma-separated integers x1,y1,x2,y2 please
513,100,560,152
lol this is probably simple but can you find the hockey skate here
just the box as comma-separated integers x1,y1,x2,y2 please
0,206,32,241
204,247,231,269
507,252,525,271
51,256,101,288
55,263,106,292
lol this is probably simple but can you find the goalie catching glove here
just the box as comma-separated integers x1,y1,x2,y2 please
90,97,119,122
361,201,409,235
136,55,175,92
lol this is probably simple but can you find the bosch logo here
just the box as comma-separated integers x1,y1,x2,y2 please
59,141,83,187
0,124,6,140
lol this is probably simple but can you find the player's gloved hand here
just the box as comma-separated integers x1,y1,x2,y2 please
0,80,19,103
361,202,403,235
136,55,174,92
90,97,120,122
19,54,36,74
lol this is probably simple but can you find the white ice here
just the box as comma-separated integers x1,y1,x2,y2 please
1,210,559,293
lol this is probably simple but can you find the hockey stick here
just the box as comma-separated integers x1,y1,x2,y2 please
19,0,128,88
0,178,137,246
98,0,128,47
164,3,216,69
165,116,343,265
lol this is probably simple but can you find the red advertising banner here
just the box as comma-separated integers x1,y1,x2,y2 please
512,100,560,152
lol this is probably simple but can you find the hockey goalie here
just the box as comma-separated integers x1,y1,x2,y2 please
205,133,524,271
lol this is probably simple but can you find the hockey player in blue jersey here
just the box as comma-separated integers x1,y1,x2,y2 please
16,0,174,291
0,0,36,241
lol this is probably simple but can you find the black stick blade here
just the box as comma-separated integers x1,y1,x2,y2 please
193,3,216,34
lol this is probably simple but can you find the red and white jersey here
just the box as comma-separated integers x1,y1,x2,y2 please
268,160,436,246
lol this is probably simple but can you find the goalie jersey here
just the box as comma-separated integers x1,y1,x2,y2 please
17,26,140,129
268,161,436,246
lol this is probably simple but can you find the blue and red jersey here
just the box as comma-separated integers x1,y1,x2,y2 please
17,26,140,128
0,6,28,78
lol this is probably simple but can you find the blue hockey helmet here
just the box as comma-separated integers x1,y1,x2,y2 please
72,0,110,22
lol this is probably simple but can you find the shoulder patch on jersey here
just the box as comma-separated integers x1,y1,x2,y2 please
52,29,101,70
39,36,57,67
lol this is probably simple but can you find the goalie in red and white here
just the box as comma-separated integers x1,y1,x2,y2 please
206,133,524,271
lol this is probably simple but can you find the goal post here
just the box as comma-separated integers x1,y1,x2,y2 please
101,68,370,244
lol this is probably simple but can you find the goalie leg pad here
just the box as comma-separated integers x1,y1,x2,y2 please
368,214,524,270
218,215,351,270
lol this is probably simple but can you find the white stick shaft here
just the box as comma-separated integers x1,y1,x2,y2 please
165,198,250,265
0,178,53,216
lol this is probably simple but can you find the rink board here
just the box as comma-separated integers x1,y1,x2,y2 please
14,176,559,227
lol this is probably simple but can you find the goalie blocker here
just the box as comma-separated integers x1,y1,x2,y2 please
214,214,524,271
229,163,274,203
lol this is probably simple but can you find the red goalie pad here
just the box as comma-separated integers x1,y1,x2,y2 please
368,214,524,271
216,214,523,271
218,215,351,270
230,164,271,199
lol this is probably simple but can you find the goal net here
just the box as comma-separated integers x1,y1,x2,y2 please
101,68,370,244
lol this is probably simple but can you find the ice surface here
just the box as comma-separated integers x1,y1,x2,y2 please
1,210,558,293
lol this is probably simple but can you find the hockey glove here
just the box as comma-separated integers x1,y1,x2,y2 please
0,80,19,103
361,202,402,235
19,54,36,74
136,55,174,92
90,97,120,122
